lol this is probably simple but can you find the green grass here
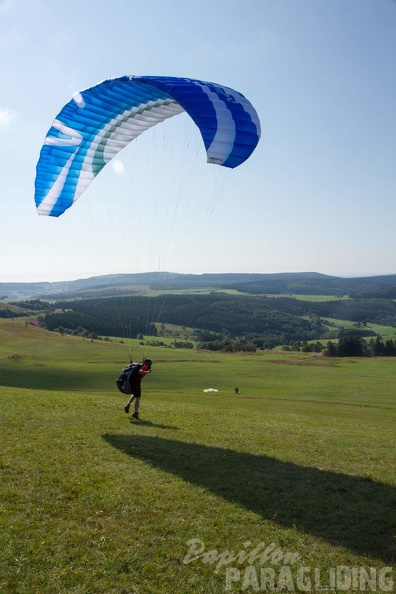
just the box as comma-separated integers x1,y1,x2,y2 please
0,319,395,593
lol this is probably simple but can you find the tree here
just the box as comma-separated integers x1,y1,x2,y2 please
325,341,337,357
372,336,384,356
384,339,395,356
337,336,367,357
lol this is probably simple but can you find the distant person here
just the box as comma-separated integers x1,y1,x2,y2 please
234,386,239,394
124,358,153,419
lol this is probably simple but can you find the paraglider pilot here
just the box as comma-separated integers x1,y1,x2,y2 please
124,358,152,419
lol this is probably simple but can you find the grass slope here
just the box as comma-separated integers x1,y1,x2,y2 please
0,319,395,593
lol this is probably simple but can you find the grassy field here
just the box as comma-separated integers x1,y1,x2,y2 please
0,318,395,593
321,318,396,341
292,295,350,302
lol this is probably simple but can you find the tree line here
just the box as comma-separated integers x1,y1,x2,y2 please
325,336,396,357
5,296,396,352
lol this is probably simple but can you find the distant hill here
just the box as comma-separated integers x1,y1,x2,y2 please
5,273,396,348
1,271,396,299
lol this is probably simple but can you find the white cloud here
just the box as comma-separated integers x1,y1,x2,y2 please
0,107,17,126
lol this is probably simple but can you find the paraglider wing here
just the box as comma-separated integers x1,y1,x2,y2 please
134,76,261,169
34,76,261,217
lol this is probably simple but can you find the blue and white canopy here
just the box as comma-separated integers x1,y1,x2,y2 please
34,76,261,217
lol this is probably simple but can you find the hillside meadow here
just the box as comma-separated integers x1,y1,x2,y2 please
0,318,395,593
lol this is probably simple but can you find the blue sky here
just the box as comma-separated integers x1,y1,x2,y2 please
1,0,395,282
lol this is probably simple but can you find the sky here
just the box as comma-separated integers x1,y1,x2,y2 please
1,0,395,283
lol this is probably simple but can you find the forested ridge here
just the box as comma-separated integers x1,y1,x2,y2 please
31,293,396,346
45,294,322,341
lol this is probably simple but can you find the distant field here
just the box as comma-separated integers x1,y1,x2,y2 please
292,294,350,302
322,317,396,340
152,322,197,341
143,287,242,296
0,318,395,593
107,323,197,348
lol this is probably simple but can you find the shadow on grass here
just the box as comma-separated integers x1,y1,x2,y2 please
129,419,180,430
0,365,112,391
103,434,396,563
